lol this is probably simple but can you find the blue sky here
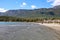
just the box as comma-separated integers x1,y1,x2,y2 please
0,0,60,12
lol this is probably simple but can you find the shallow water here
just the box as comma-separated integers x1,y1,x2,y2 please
0,22,60,40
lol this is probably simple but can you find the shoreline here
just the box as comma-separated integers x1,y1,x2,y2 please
38,23,60,31
38,23,60,26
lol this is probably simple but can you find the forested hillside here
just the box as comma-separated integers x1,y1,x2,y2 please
0,5,60,22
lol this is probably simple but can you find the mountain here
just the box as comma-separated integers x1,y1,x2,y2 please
0,12,5,16
0,5,60,18
53,5,60,9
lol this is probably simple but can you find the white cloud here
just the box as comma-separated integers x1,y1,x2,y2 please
20,2,27,7
31,5,37,9
22,2,27,6
0,8,7,12
52,0,60,6
47,0,60,6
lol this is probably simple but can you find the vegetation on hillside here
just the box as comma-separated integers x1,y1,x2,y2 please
0,5,60,23
0,16,60,23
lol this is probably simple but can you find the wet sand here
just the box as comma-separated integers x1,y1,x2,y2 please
0,22,60,40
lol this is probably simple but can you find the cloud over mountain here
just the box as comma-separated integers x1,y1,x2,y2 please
47,0,60,6
0,8,7,12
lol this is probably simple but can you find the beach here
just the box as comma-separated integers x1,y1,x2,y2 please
38,23,60,30
0,22,60,40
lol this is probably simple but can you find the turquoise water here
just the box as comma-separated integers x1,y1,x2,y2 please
0,22,23,25
0,22,18,25
0,22,35,26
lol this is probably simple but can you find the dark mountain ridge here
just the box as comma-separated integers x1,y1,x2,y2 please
0,5,60,18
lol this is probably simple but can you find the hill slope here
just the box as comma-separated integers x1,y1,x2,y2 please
0,5,60,18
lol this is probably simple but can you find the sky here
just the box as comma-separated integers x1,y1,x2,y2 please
0,0,60,12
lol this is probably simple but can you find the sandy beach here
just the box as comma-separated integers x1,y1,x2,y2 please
38,23,60,30
38,23,60,40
